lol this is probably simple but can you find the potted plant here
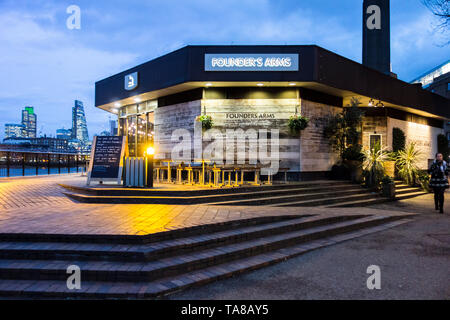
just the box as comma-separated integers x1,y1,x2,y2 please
381,175,396,199
395,142,422,186
288,115,309,135
342,144,364,182
362,142,388,189
323,98,364,160
384,152,396,179
417,171,432,193
196,115,213,131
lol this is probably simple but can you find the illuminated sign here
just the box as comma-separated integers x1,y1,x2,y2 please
124,72,138,91
205,54,299,71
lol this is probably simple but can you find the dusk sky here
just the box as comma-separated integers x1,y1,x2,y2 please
0,0,448,140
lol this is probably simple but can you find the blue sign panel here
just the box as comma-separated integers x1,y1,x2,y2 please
205,54,299,71
124,72,138,90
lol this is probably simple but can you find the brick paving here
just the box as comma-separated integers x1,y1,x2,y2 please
0,174,416,236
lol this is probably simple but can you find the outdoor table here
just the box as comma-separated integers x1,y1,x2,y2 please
153,164,166,183
155,160,173,183
211,164,221,187
279,167,289,184
221,166,236,187
193,159,211,186
176,163,186,184
236,165,262,186
185,165,194,185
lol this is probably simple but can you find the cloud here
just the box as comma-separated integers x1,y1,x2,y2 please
0,9,138,139
391,11,449,80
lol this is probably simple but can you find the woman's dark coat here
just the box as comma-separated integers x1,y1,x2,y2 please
428,160,449,189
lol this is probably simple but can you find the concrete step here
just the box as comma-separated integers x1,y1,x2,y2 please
326,197,392,208
395,191,429,200
62,183,360,205
0,216,294,244
396,187,424,195
0,217,412,299
0,215,404,282
59,180,354,197
202,187,369,206
0,215,356,261
267,191,381,207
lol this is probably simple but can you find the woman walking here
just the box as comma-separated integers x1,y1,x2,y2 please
428,153,449,214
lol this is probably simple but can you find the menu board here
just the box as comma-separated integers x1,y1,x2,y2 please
87,136,126,185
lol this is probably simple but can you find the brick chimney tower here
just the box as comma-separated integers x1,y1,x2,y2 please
363,0,391,75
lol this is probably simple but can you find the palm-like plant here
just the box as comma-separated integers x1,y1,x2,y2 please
395,142,422,186
362,142,389,187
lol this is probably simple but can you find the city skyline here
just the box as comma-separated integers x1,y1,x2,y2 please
0,0,448,140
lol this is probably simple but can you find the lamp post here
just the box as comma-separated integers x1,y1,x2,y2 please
145,146,155,188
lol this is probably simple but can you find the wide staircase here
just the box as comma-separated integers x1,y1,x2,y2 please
0,213,412,299
61,180,394,207
394,180,428,200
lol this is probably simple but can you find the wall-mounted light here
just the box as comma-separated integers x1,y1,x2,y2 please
256,83,264,87
134,97,141,103
205,83,213,87
376,100,384,108
368,99,374,107
114,102,121,108
289,83,296,86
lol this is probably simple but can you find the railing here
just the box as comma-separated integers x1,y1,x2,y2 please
0,151,89,178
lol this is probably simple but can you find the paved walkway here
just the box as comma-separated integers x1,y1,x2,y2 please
0,175,416,236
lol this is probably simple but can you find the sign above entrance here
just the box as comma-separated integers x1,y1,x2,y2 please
205,54,299,71
124,72,138,91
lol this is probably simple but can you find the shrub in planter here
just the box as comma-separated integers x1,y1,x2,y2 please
384,160,396,178
342,144,364,182
362,142,388,188
381,175,396,199
395,142,422,186
330,164,351,180
342,144,364,161
196,115,213,131
417,171,432,193
288,115,309,135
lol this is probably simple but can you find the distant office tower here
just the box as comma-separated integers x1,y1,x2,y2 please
109,119,118,136
363,0,391,75
21,106,37,138
56,128,72,140
4,123,25,138
71,100,89,143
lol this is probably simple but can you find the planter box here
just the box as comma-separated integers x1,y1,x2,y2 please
345,160,363,183
382,182,396,199
384,160,395,178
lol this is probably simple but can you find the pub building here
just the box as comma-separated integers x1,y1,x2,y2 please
94,44,450,180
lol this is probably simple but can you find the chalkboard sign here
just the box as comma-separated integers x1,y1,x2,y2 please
87,136,127,185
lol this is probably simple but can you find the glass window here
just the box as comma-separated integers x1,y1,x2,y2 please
127,116,137,157
370,134,381,150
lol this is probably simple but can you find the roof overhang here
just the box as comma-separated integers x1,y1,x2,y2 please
95,45,450,120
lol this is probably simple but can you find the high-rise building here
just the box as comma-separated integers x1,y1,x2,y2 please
411,60,450,97
109,119,118,136
412,61,450,144
4,123,25,138
56,128,72,140
71,100,89,144
21,106,37,138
